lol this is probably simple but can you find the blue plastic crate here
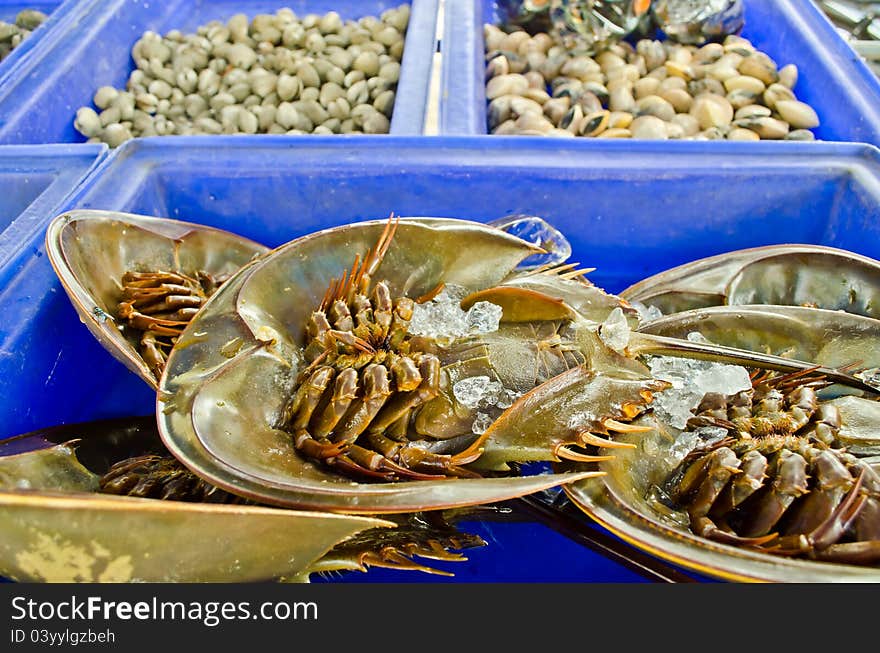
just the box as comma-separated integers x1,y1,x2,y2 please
0,0,73,85
440,0,880,144
0,143,106,282
0,0,438,143
1,135,879,582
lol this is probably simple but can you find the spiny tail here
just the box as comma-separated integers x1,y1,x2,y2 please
629,332,880,397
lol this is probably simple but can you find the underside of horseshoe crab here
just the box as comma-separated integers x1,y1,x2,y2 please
660,370,880,565
559,243,880,579
156,216,877,515
46,209,270,388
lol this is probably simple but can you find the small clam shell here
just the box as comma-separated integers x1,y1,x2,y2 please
542,96,570,124
634,76,662,99
609,85,636,113
785,128,816,142
690,94,733,130
74,107,102,138
486,73,529,100
763,83,796,110
486,53,510,78
597,128,633,138
778,64,798,90
734,104,771,121
608,111,634,129
580,110,610,137
724,75,765,95
659,88,692,113
630,115,668,140
727,127,760,141
725,90,760,111
635,95,676,122
774,100,820,130
733,116,789,139
671,113,700,137
737,52,779,86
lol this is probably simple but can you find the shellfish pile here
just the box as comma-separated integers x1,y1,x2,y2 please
486,1,820,139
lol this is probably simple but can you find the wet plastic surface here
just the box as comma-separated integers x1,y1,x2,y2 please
0,142,106,280
440,0,880,144
0,0,66,84
0,0,438,143
1,135,878,582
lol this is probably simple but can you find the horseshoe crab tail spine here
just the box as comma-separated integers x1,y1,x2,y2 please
629,332,880,396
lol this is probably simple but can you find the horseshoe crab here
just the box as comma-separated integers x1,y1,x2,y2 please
156,216,875,515
620,244,880,319
45,209,270,389
560,245,880,580
0,417,487,582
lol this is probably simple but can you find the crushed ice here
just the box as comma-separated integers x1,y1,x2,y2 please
408,284,502,340
599,307,631,352
648,332,752,429
452,375,522,433
453,376,502,409
663,425,730,469
471,412,494,435
629,300,664,326
452,376,521,411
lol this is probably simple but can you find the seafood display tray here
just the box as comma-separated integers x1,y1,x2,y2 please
0,0,438,144
0,142,106,277
2,136,879,582
440,0,880,144
0,0,69,85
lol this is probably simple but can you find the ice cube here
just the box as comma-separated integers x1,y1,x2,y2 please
466,300,503,334
489,214,572,269
665,431,702,468
630,301,664,326
453,376,508,410
599,307,630,352
471,412,494,435
494,387,522,409
693,425,730,444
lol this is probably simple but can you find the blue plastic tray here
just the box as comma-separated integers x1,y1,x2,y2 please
0,142,106,280
0,0,70,85
0,0,438,143
440,0,880,144
1,135,878,581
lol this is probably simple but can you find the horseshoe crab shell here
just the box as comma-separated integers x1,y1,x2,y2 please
0,420,390,583
620,244,880,319
158,217,601,514
46,210,270,389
